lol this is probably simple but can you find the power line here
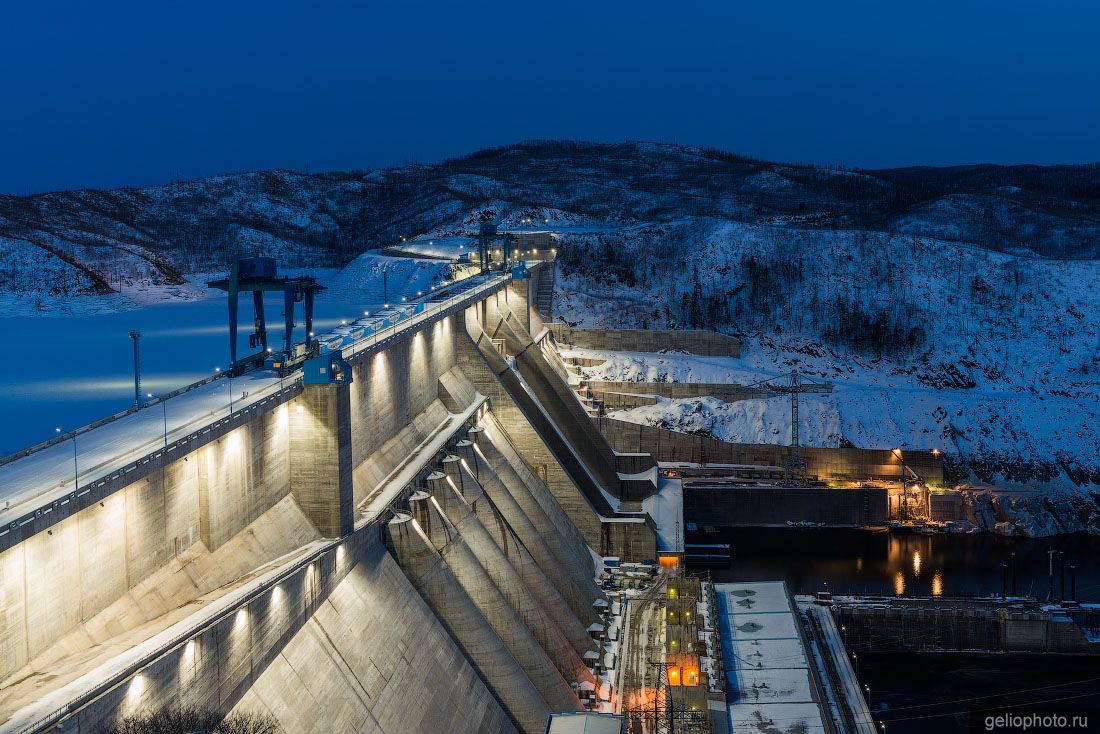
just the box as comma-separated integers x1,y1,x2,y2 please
871,675,1100,714
879,690,1100,724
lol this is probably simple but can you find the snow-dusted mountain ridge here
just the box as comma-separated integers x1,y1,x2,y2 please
1,140,1098,500
2,141,1099,301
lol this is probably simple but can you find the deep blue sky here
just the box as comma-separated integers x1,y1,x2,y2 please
3,1,1099,194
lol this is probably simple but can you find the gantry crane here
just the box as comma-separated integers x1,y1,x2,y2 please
476,222,515,273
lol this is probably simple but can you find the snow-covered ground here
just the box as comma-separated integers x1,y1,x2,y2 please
716,580,829,734
567,345,1100,491
324,251,463,303
552,218,1100,495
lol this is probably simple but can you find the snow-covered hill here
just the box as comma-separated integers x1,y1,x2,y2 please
3,141,1099,309
550,216,1100,496
1,140,1098,498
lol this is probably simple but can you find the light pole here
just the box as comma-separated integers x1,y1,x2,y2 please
129,330,142,410
148,393,168,448
55,427,78,492
892,448,919,520
216,367,234,413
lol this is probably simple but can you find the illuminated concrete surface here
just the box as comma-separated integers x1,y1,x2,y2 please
409,492,579,711
387,513,551,733
0,274,657,734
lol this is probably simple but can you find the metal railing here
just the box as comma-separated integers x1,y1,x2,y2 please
1,380,303,547
341,273,509,363
0,372,226,469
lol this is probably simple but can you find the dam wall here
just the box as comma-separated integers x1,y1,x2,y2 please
346,314,458,506
0,391,326,689
685,485,889,527
19,524,516,734
582,381,765,411
0,274,656,734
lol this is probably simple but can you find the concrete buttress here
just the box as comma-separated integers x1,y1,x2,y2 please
386,513,551,734
407,492,579,712
467,425,603,597
425,472,596,683
441,454,597,625
432,460,596,654
454,445,604,617
289,383,354,536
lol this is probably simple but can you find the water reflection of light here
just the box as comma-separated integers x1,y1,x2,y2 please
894,571,905,595
855,556,864,573
887,536,902,565
12,373,209,398
143,324,229,338
932,571,944,596
912,551,922,577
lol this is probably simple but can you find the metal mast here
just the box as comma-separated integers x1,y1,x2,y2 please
747,370,834,481
747,370,834,448
129,330,142,409
625,660,674,734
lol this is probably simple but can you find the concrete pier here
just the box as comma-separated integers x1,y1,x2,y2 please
407,492,579,711
443,453,596,625
457,439,604,611
475,419,597,579
386,513,551,734
429,468,596,656
426,473,596,682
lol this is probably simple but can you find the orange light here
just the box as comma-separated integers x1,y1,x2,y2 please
666,654,700,686
658,555,680,570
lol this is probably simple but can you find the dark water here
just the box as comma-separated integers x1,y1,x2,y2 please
699,527,1100,601
693,528,1100,733
0,295,373,455
859,653,1100,733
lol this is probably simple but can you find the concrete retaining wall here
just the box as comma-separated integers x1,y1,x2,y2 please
833,604,1100,654
685,486,888,527
548,324,740,357
586,381,764,411
600,418,944,483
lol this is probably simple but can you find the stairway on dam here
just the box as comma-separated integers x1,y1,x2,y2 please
0,265,658,734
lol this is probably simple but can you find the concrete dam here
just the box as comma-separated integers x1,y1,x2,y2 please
0,265,658,734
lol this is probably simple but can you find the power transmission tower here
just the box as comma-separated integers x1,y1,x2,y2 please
625,660,674,734
748,370,834,481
